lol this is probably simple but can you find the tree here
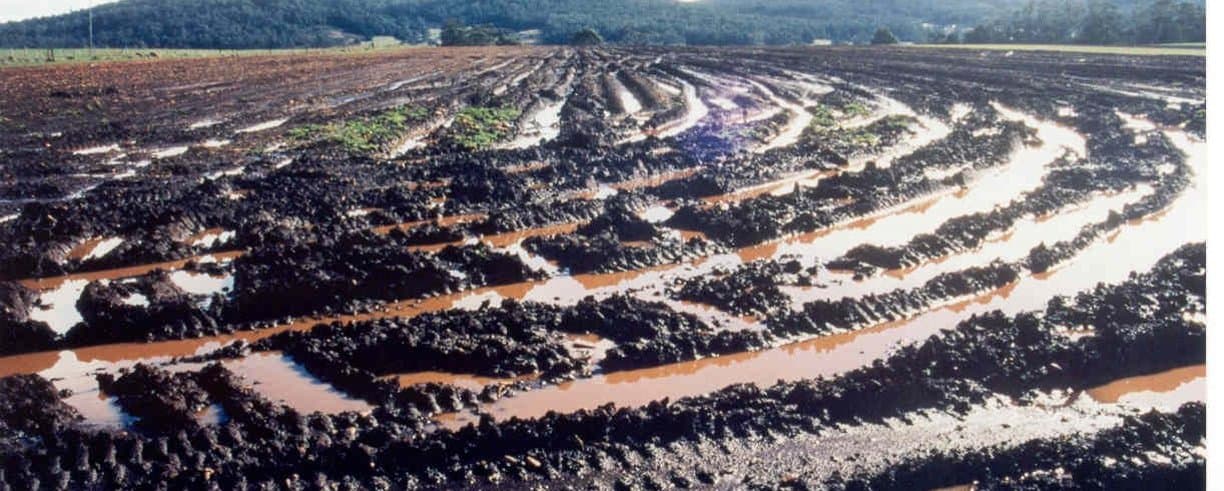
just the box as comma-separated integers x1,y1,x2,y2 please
440,19,465,46
1133,0,1180,44
1078,0,1123,44
963,23,1000,44
938,31,962,44
964,0,1204,47
570,28,603,46
441,20,515,46
871,27,899,45
1173,2,1206,43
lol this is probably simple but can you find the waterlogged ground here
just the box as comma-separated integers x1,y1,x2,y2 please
0,46,1206,489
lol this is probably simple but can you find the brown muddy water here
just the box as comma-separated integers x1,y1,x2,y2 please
0,111,1204,428
432,126,1204,428
1086,365,1205,407
20,251,246,291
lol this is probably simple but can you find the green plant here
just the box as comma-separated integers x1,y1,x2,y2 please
877,114,915,131
287,124,324,141
288,106,428,154
850,131,881,146
449,106,521,150
808,104,837,128
801,112,915,150
842,102,871,118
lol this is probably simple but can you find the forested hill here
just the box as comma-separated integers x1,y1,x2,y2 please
0,0,1206,49
0,0,1030,48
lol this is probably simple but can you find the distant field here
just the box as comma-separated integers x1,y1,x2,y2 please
0,40,414,68
910,43,1205,56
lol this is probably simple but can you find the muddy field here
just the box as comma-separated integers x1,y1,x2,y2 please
0,45,1206,489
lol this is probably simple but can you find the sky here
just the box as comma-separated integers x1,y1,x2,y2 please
0,0,117,23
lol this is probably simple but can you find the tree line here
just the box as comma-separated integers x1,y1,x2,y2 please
0,0,1203,49
0,0,1022,48
941,0,1205,45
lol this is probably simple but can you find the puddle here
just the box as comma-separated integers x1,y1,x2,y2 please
1086,365,1205,407
35,350,133,428
52,350,370,423
434,125,1204,426
622,79,709,143
786,186,1153,304
749,79,813,153
188,119,222,130
372,213,487,235
500,242,561,276
221,353,372,414
121,293,149,307
72,144,121,156
654,81,682,96
950,103,974,121
878,118,951,169
605,168,700,193
436,306,972,429
668,298,763,333
640,205,675,223
610,74,644,116
188,229,236,248
702,169,836,206
20,251,244,291
29,279,89,334
65,183,103,201
204,166,246,180
69,236,124,261
482,222,579,248
498,73,573,149
774,105,1084,261
1081,81,1203,106
236,118,288,134
152,146,190,159
197,404,228,425
707,97,739,111
1,119,1203,432
385,72,437,92
0,280,536,382
563,333,617,366
169,269,233,296
658,80,709,138
390,371,535,393
389,117,451,157
65,389,131,429
591,184,619,200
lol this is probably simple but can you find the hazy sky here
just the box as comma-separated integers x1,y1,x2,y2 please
0,0,117,23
